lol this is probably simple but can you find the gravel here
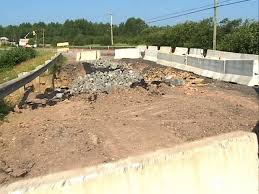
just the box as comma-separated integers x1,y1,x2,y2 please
70,60,185,95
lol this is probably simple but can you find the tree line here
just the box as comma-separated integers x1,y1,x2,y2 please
0,17,258,54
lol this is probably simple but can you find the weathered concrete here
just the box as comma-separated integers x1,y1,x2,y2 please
56,42,69,47
189,48,204,57
144,49,158,62
148,46,158,51
225,60,254,76
187,56,225,73
174,47,188,55
157,53,186,66
159,46,172,53
114,48,141,59
136,45,147,52
57,48,69,53
0,131,257,194
76,51,101,62
206,49,259,61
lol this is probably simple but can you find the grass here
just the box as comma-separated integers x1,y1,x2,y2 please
0,100,13,121
0,50,55,84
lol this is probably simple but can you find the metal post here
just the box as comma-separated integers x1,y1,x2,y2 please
213,0,218,50
109,13,114,46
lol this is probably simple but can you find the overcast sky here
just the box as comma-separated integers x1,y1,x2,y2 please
0,0,258,26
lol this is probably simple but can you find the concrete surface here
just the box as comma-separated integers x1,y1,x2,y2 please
187,56,225,73
189,48,204,57
148,46,158,51
0,131,257,194
56,42,69,47
225,60,254,76
114,48,141,59
206,49,259,61
174,47,188,55
76,51,101,62
157,53,186,66
144,49,158,62
159,46,172,53
136,45,147,52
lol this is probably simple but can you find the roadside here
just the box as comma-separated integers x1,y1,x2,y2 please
0,50,55,84
0,57,258,185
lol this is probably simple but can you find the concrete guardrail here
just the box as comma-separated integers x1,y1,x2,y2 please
0,131,257,194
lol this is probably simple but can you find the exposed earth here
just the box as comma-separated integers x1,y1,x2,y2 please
0,54,258,185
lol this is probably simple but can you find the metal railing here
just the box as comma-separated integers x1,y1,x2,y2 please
0,53,62,99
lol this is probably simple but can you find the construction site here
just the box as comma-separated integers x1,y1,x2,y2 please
0,45,258,193
0,0,258,193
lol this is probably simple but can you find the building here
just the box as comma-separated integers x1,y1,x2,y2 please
0,37,9,45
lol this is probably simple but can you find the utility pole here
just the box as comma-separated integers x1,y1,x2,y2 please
109,13,114,46
213,0,218,50
42,29,45,48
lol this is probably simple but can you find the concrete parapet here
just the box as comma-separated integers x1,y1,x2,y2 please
189,48,204,57
114,48,141,59
148,46,158,51
206,49,259,61
159,46,172,53
144,49,158,62
76,51,101,62
174,47,188,55
187,56,225,73
136,45,147,52
0,131,257,194
157,53,186,67
225,60,254,76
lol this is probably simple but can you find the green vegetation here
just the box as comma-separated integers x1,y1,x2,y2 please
0,47,36,68
0,17,258,54
0,50,54,83
0,100,13,120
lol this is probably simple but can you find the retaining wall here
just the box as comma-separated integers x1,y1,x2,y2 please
114,48,141,59
0,131,257,194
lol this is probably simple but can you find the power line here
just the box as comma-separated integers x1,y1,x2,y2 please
147,0,254,24
146,0,233,22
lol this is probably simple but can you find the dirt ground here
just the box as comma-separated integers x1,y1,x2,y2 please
0,56,258,185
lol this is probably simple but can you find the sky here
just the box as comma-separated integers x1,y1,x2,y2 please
0,0,258,26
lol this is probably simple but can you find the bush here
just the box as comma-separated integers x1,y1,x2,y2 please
0,47,37,69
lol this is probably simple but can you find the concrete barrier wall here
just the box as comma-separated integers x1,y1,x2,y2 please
189,48,204,56
76,51,101,62
159,46,172,53
225,60,254,76
187,56,225,73
206,49,259,60
137,45,147,52
0,132,257,194
144,49,158,62
148,46,158,51
174,47,188,55
114,48,141,59
157,53,186,66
